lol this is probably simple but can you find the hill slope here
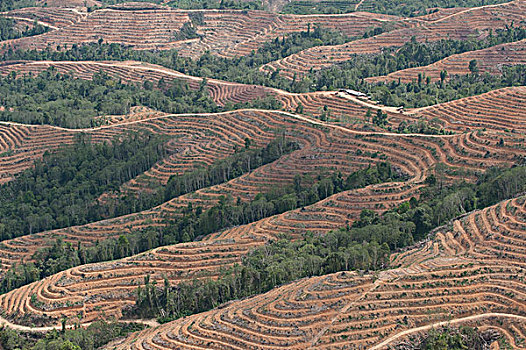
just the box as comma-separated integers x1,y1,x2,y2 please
0,1,525,349
107,194,526,349
0,103,523,326
261,0,526,78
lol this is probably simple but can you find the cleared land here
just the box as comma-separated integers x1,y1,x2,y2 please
0,7,404,57
0,1,524,347
412,86,526,133
106,195,526,349
0,7,87,29
261,0,526,78
2,62,525,187
366,39,526,84
0,100,523,325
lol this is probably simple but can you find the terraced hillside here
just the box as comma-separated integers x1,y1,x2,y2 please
0,1,525,348
0,107,325,196
0,7,404,57
0,108,388,270
1,7,192,50
261,0,526,78
0,60,426,133
1,74,525,266
106,194,526,349
410,86,526,133
0,103,523,326
174,11,404,58
0,60,278,108
0,60,377,113
0,61,523,220
367,39,526,84
4,60,525,140
1,69,522,186
29,0,101,7
392,196,526,268
0,7,87,29
0,60,397,134
0,61,350,194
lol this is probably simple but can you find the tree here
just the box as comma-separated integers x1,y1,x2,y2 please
440,69,447,82
157,77,166,90
373,109,387,127
61,318,67,333
0,223,6,240
295,102,304,114
244,137,252,149
60,341,82,350
468,59,479,74
117,235,130,258
412,205,433,238
143,80,153,90
293,174,302,194
398,120,408,133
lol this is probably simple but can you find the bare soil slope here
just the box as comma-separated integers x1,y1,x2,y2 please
261,0,526,79
107,195,526,349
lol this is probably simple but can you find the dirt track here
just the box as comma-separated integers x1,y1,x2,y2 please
0,314,159,333
369,313,526,349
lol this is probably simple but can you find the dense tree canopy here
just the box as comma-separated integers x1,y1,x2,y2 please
0,69,221,128
0,132,168,239
0,18,48,41
0,321,144,350
0,0,36,11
